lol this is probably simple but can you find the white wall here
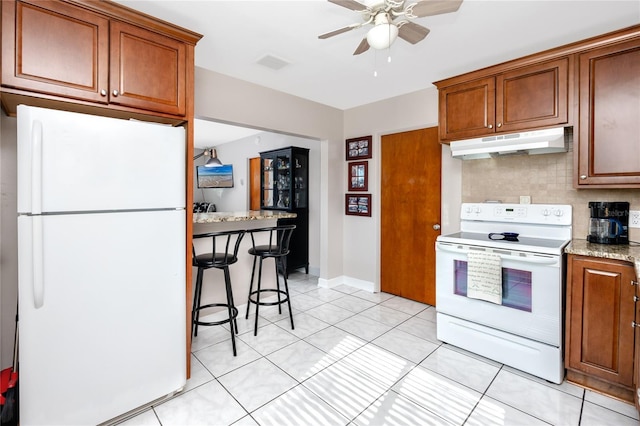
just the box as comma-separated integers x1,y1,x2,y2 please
343,87,462,291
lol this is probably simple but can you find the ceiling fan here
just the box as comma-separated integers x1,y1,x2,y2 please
319,0,463,55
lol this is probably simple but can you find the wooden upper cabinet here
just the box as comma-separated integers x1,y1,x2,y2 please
575,37,640,187
438,77,495,141
437,58,569,141
110,21,186,116
1,0,197,118
2,0,109,103
497,58,569,133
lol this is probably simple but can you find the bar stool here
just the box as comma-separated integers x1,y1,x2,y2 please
192,229,245,356
245,225,296,336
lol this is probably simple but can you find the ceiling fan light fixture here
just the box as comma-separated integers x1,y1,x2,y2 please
366,23,398,50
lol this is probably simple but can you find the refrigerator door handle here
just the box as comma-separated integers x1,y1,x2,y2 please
32,215,45,308
31,120,43,214
31,120,45,308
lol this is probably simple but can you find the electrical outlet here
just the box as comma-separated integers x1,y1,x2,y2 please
630,210,640,228
519,195,531,204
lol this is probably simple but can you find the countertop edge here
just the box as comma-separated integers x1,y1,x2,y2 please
193,210,297,224
565,239,640,275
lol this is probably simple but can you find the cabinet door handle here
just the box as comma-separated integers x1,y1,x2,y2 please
100,89,107,97
580,175,587,180
487,124,493,129
497,123,502,128
632,280,638,286
635,296,639,302
633,321,639,328
112,89,119,97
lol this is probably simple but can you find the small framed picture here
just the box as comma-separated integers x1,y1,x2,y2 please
345,135,372,161
348,161,368,191
345,194,371,217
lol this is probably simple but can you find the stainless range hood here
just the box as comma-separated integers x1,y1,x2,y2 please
450,127,569,160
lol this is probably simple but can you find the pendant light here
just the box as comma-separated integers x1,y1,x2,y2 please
193,148,223,167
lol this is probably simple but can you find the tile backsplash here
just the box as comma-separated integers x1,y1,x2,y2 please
461,141,640,242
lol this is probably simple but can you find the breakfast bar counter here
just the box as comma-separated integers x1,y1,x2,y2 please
191,210,299,323
193,210,296,224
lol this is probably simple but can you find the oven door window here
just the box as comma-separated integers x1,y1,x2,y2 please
453,260,532,312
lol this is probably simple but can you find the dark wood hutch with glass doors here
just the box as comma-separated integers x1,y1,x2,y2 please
260,146,309,276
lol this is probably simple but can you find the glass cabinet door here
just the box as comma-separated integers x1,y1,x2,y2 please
275,154,292,209
262,158,275,208
293,152,307,208
260,147,309,211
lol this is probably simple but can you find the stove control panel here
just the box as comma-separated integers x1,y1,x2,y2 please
461,203,572,225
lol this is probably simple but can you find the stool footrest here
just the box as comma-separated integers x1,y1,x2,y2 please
193,303,238,326
248,289,289,306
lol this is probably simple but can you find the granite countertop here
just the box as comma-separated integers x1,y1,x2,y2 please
565,239,640,273
193,210,297,224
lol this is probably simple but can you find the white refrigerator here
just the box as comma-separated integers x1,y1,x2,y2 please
16,105,187,425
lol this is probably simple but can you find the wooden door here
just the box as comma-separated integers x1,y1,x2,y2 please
3,0,109,103
249,157,261,210
381,127,441,305
110,20,186,116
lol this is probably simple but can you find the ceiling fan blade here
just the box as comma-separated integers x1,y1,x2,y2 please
353,38,370,55
407,0,463,18
398,21,430,44
328,0,368,12
319,23,362,39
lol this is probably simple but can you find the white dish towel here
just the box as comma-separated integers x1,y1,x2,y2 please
466,250,503,305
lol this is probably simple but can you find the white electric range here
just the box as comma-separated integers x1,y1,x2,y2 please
435,203,572,384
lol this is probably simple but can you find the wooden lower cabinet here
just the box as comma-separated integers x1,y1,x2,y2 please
636,281,640,411
565,254,636,402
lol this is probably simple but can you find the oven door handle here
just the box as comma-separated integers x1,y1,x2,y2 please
436,243,559,265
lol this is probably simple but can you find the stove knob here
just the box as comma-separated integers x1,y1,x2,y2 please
474,206,481,213
554,209,564,217
465,206,472,214
542,209,550,216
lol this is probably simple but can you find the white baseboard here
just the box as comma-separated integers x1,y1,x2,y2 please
317,275,375,293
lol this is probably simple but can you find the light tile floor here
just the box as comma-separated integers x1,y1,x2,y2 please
120,272,639,425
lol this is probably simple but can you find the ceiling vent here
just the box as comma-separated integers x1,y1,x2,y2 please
256,54,290,71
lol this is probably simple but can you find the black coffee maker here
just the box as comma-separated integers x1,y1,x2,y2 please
587,201,629,245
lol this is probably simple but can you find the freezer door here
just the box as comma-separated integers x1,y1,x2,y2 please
18,210,186,425
17,105,185,214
